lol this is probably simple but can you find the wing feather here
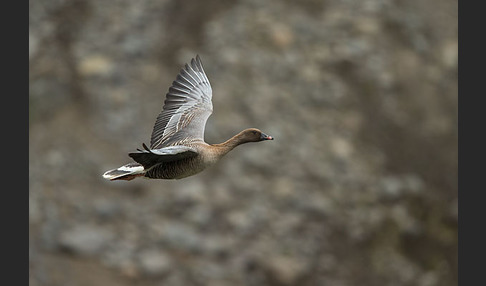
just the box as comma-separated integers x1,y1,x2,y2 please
150,55,213,148
129,145,198,169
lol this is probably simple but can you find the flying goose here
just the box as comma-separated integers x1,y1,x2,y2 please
102,55,273,181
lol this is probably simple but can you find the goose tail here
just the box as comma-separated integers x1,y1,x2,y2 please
102,163,145,181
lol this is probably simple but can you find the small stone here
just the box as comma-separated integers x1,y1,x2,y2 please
58,225,114,256
137,250,171,277
93,199,121,219
120,263,140,279
441,40,458,68
271,24,294,48
380,176,403,199
79,54,113,76
161,222,202,252
331,137,353,158
266,256,306,285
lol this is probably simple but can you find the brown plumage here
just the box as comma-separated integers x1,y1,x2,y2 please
102,56,273,181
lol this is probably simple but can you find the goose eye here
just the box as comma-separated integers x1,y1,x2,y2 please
252,131,257,135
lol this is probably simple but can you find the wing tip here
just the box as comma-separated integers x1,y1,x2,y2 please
188,54,202,71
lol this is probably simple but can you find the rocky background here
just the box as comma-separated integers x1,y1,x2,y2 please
29,0,457,285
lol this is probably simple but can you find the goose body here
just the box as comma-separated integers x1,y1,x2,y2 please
103,56,273,181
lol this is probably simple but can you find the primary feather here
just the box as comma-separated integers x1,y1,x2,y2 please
150,55,213,148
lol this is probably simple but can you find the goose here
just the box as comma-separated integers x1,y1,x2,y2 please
102,55,273,181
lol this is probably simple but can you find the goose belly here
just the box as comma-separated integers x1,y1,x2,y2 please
144,157,209,180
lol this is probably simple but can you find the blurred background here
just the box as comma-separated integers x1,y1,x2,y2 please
29,0,457,285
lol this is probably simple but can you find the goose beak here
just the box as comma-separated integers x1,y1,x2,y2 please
261,133,274,140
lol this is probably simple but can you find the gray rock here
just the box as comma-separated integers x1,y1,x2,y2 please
137,249,172,277
58,225,114,256
265,255,306,285
160,222,202,252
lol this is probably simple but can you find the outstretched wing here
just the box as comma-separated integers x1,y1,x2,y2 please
129,144,198,170
150,55,213,148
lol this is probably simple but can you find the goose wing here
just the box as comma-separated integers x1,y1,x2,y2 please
128,144,198,170
150,55,213,148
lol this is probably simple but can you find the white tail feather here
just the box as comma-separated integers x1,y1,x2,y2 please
102,164,145,181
